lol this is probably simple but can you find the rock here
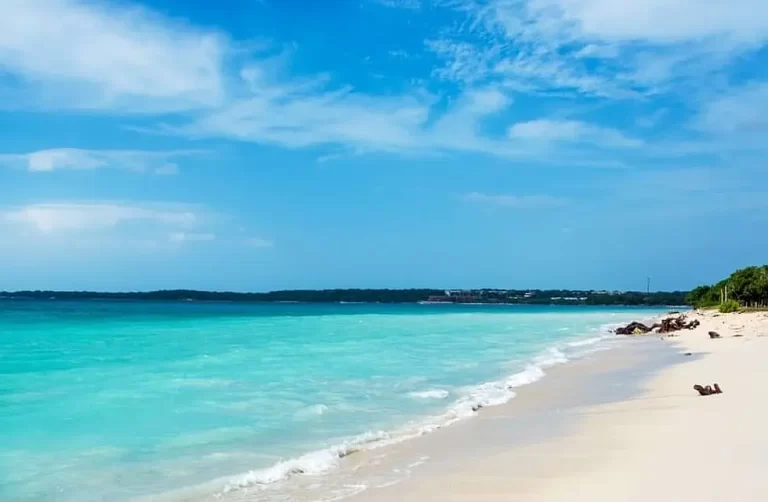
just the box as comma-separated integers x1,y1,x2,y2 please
709,331,721,339
617,315,699,336
615,321,653,335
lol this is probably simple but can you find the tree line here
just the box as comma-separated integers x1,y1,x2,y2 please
0,288,688,306
687,265,768,309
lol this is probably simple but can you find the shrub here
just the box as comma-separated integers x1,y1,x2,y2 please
719,300,740,313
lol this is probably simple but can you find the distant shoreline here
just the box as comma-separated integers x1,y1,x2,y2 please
0,288,689,306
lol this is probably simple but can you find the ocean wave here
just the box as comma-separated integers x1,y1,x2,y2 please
407,389,449,400
505,365,546,388
565,336,605,348
220,431,389,495
214,331,619,500
534,347,569,366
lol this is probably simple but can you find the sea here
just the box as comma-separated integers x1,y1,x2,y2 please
0,300,667,501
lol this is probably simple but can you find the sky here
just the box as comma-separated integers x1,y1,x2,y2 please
1,0,767,292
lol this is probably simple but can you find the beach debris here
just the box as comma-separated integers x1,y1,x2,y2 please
693,383,723,396
684,352,692,356
615,321,654,335
615,315,700,335
709,331,721,339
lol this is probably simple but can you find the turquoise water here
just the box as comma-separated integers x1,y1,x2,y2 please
0,301,664,501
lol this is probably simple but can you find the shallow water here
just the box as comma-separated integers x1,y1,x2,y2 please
0,301,665,501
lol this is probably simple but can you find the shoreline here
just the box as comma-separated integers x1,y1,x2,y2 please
342,310,768,502
212,311,674,502
4,304,670,502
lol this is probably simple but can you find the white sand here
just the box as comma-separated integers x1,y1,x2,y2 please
349,310,768,502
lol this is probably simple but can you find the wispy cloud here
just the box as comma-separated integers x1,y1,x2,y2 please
169,232,216,243
508,119,643,148
429,0,768,99
463,192,567,209
1,201,274,250
543,0,768,43
388,50,412,58
695,82,768,134
3,0,764,169
1,202,199,234
371,0,421,9
0,148,202,174
0,0,226,112
159,59,654,163
173,63,434,152
161,57,529,157
425,39,503,86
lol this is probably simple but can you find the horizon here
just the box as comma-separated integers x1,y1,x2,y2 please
0,286,688,294
2,1,767,292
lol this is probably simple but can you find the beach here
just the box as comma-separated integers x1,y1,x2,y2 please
1,302,669,502
345,309,768,502
5,303,766,502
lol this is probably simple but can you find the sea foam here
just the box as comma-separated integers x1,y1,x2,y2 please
216,341,588,499
407,389,450,399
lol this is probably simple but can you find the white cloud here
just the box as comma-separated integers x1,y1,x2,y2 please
0,0,226,112
430,0,768,99
508,119,643,148
1,202,274,252
425,39,503,85
545,0,768,44
574,44,619,59
2,203,198,233
161,58,653,163
3,0,750,169
695,82,768,134
0,202,201,234
178,74,433,152
169,232,216,243
0,148,200,174
166,60,526,157
463,192,567,209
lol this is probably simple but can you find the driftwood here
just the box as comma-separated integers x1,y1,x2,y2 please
614,321,653,335
693,383,722,396
615,315,700,335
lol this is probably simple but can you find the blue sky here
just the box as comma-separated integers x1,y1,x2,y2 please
1,0,767,292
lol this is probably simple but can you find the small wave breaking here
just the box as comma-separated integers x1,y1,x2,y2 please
221,431,388,495
214,331,620,500
407,389,449,400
